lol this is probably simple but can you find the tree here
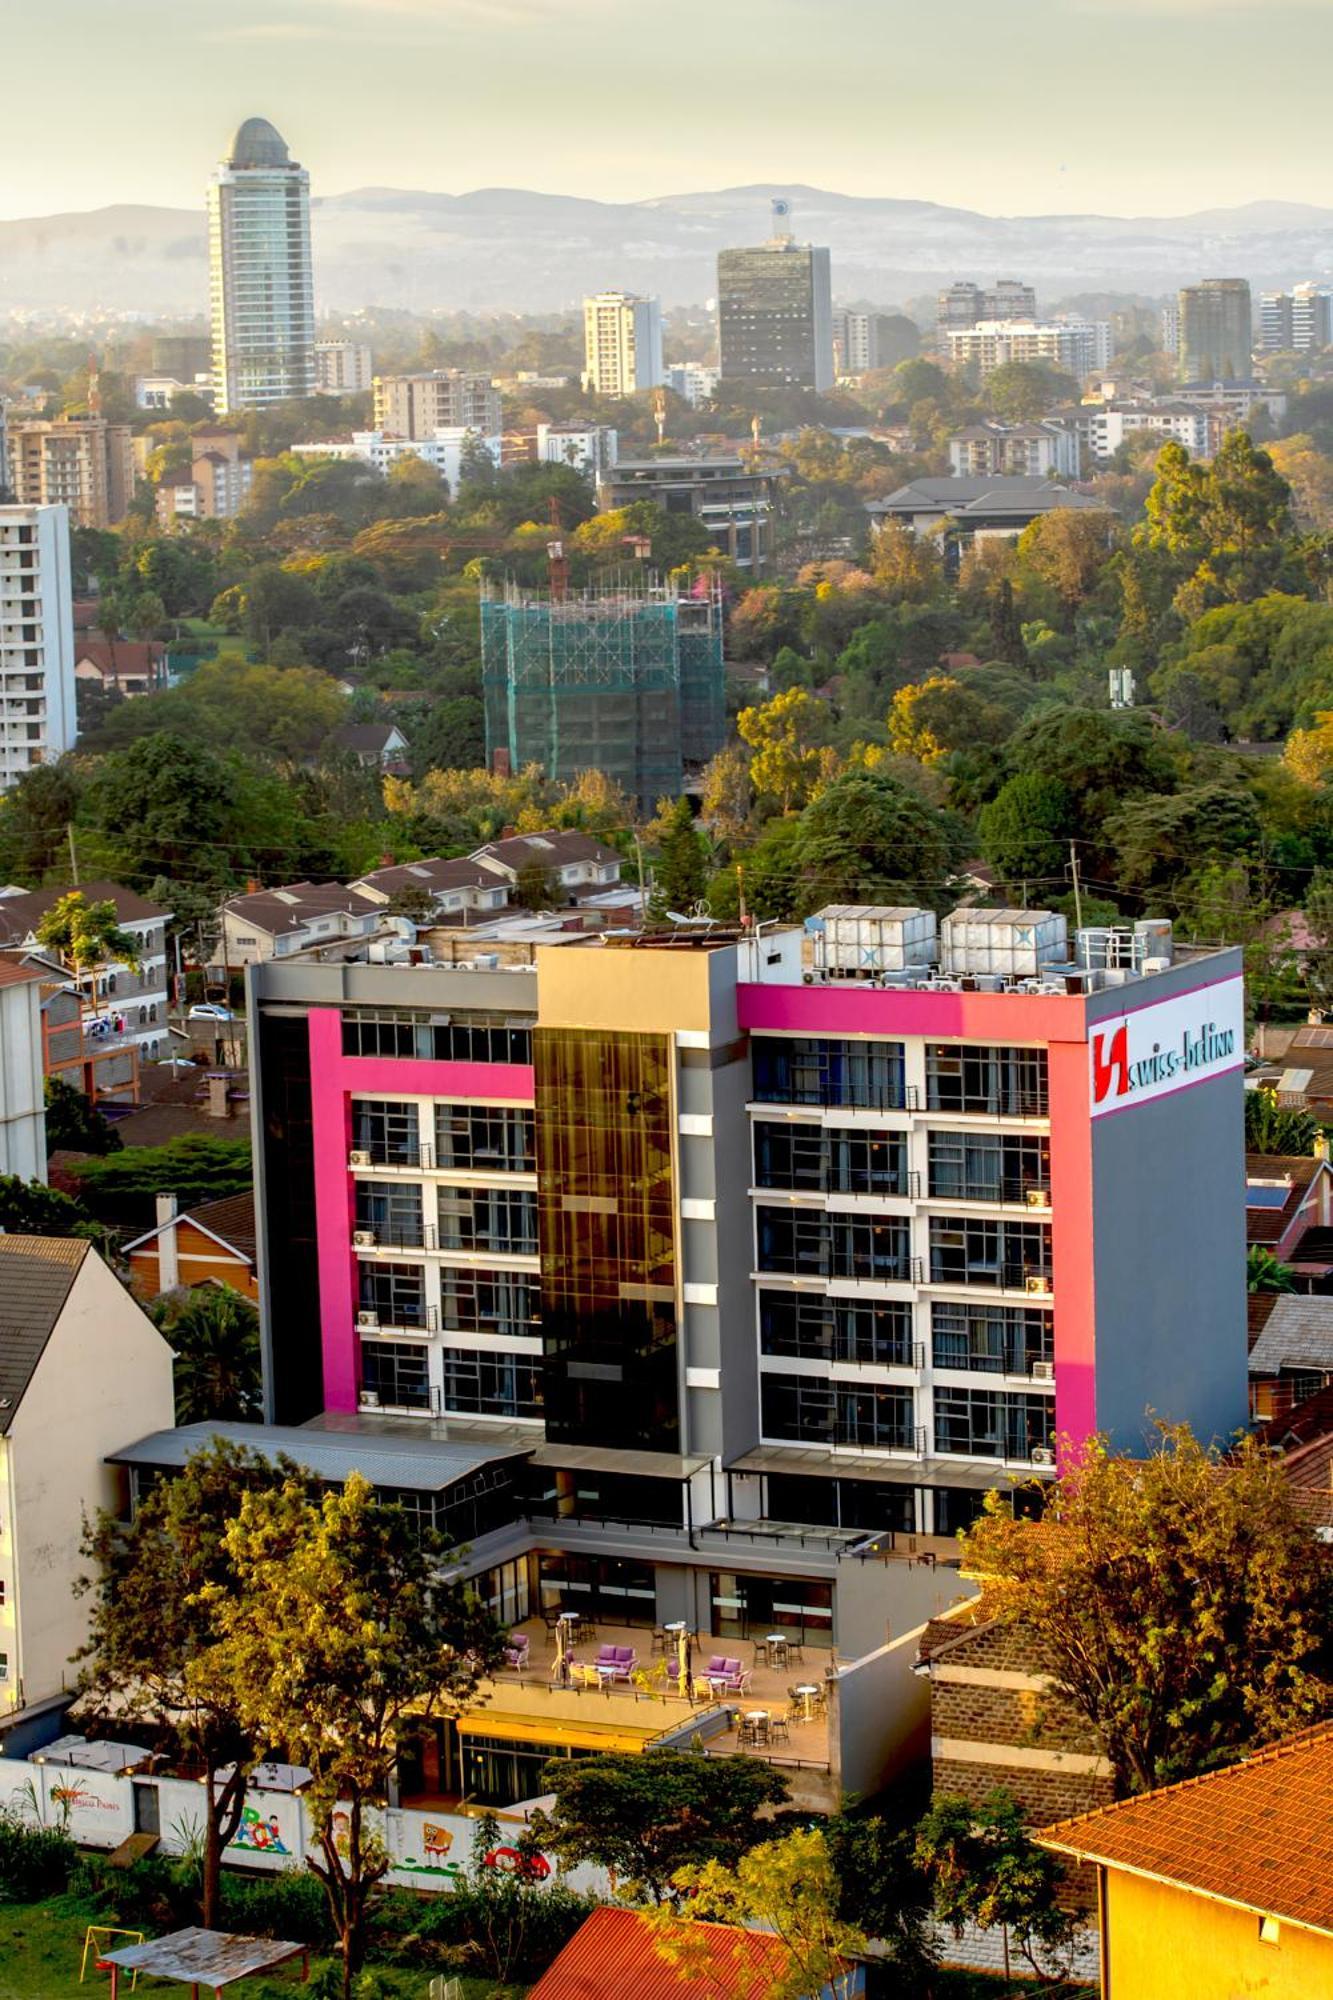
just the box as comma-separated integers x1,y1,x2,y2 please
1247,1245,1297,1294
650,1828,867,2000
0,760,82,881
1016,509,1116,613
152,1285,263,1422
1244,1087,1319,1158
70,1134,252,1227
410,696,486,776
791,772,957,913
35,891,141,1014
76,1441,314,1929
512,861,557,911
736,688,831,813
214,1471,502,1996
43,1077,122,1156
649,797,709,920
823,1813,935,1984
978,773,1074,891
0,1174,103,1242
1108,781,1260,907
89,734,238,890
1285,710,1333,786
887,674,1012,765
961,1425,1333,1795
915,1789,1075,1980
869,520,944,604
1305,868,1333,1015
699,745,755,844
532,1751,789,1904
986,360,1080,423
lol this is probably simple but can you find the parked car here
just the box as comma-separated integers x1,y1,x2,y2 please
188,1003,235,1021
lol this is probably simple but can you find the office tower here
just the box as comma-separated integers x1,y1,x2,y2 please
0,504,77,791
3,418,134,529
938,279,1037,337
1177,280,1253,382
1259,291,1294,353
372,371,503,439
208,117,315,415
151,334,213,381
1291,283,1333,354
480,576,725,811
314,341,374,395
1160,301,1179,357
830,311,910,376
717,203,834,392
248,910,1245,1533
582,293,664,398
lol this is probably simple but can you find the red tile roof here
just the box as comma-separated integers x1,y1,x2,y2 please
527,1906,799,2000
1039,1725,1333,1933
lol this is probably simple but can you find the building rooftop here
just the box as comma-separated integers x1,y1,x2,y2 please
124,1192,256,1267
353,857,501,899
0,1236,90,1435
1249,1295,1333,1377
222,882,381,937
528,1905,799,2000
476,832,622,873
226,116,291,169
0,880,169,942
108,1418,530,1493
1039,1724,1333,1936
869,476,1109,520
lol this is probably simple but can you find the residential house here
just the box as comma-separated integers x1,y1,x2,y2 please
329,721,410,771
350,857,512,925
0,881,172,1068
528,1905,861,2000
154,431,253,525
948,421,1080,479
218,882,384,966
1039,1725,1333,1999
72,636,168,698
125,1192,258,1303
1248,1294,1333,1423
868,478,1110,562
472,831,626,907
0,960,48,1179
0,1237,174,1733
1244,1149,1333,1280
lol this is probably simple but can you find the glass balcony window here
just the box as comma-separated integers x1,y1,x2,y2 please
931,1301,1053,1375
925,1044,1049,1118
754,1120,910,1196
761,1372,916,1450
758,1289,915,1366
934,1387,1054,1459
927,1130,1051,1203
752,1036,906,1112
757,1206,912,1282
929,1216,1052,1290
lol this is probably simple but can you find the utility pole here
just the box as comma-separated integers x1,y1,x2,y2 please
633,834,646,916
1069,842,1084,933
737,862,748,929
67,823,80,887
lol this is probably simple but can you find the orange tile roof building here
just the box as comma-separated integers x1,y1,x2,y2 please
1039,1725,1333,1999
528,1904,857,2000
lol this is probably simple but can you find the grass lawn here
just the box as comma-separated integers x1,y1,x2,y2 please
0,1896,528,1999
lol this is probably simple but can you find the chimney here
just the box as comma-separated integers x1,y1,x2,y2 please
207,1074,230,1120
156,1192,179,1291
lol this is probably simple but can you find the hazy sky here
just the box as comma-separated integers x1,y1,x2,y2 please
3,0,1331,221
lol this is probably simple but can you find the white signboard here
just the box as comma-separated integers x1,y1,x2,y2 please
1089,976,1244,1119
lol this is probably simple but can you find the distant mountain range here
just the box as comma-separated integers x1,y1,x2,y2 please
4,184,1333,317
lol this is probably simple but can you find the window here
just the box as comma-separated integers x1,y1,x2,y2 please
926,1045,1048,1118
441,1348,543,1419
355,1181,424,1249
439,1268,541,1340
934,1387,1054,1459
343,1007,533,1064
434,1105,535,1173
352,1099,419,1167
928,1131,1050,1203
0,1651,6,1680
757,1207,911,1282
360,1339,430,1410
710,1570,833,1645
932,1302,1053,1375
437,1186,538,1255
752,1036,906,1111
761,1372,916,1449
358,1261,426,1328
758,1290,914,1366
929,1217,1052,1290
754,1121,909,1196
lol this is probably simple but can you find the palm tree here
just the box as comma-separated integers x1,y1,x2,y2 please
152,1285,262,1423
1247,1246,1297,1295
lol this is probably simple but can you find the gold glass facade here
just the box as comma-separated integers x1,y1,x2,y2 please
534,1028,679,1449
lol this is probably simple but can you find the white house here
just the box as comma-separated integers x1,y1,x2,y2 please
0,1237,174,1725
0,881,173,1065
219,882,384,966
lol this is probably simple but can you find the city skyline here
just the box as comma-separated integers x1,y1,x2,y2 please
3,0,1333,223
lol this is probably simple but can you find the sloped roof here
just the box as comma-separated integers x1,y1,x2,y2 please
1040,1725,1333,1936
0,881,169,942
1250,1295,1333,1376
0,1236,90,1434
222,882,381,936
353,856,499,898
869,475,1108,520
331,722,408,757
528,1907,799,2000
108,1419,530,1494
475,832,621,872
124,1191,256,1266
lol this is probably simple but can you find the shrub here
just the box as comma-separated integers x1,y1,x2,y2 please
0,1805,76,1901
220,1866,336,1947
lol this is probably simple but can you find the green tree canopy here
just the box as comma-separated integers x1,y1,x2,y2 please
152,1285,263,1423
791,771,958,913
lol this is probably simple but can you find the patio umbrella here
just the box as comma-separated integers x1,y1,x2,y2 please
676,1625,690,1700
553,1616,568,1688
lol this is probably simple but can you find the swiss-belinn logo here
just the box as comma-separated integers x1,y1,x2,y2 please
1091,1014,1239,1109
1091,1023,1131,1105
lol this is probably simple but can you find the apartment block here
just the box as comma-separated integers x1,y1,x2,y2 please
0,881,173,1072
948,420,1080,479
4,420,134,530
535,423,618,481
154,428,252,525
372,371,503,440
208,119,315,414
0,504,77,791
944,321,1110,382
938,280,1037,335
1177,280,1252,383
0,961,48,1180
314,340,374,394
582,294,664,398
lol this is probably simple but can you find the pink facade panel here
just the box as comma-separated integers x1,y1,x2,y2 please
306,1007,535,1413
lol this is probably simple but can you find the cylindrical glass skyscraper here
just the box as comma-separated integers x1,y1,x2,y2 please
208,117,315,414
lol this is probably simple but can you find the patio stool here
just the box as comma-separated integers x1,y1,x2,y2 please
769,1716,790,1745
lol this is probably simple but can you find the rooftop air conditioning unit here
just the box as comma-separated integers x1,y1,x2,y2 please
352,1230,377,1248
1025,1187,1051,1208
1030,1445,1055,1467
349,1150,372,1167
1025,1275,1052,1295
356,1310,380,1330
359,1390,381,1408
1031,1360,1055,1383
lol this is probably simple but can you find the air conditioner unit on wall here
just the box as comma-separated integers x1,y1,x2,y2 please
1030,1445,1055,1467
349,1150,372,1167
1031,1360,1055,1383
356,1310,379,1330
1025,1275,1051,1295
352,1230,377,1248
359,1390,381,1408
1025,1187,1050,1208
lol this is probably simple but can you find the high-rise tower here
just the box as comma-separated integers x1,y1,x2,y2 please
208,117,315,415
717,200,834,392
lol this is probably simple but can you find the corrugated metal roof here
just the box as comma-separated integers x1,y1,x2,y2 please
529,1907,798,2000
107,1420,529,1492
0,1236,89,1433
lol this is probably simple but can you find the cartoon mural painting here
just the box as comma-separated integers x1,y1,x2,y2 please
231,1805,290,1856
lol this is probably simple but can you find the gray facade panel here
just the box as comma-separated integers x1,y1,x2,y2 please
1089,1071,1247,1450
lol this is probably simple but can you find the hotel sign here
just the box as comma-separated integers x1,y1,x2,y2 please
1090,977,1244,1118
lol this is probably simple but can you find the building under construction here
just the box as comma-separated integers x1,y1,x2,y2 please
480,576,725,808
